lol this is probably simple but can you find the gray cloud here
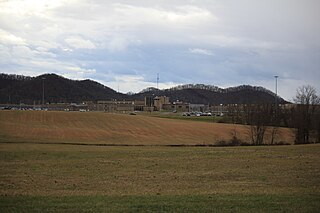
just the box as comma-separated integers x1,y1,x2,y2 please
0,0,319,100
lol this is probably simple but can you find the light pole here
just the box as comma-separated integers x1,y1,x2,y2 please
274,75,278,117
42,77,45,106
274,75,279,106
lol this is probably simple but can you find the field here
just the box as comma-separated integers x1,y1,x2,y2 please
0,110,319,212
0,110,294,145
139,111,225,123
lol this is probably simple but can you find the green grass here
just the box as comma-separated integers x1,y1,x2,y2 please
1,194,319,212
142,111,224,123
0,143,319,212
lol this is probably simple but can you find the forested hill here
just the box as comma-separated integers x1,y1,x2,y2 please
131,84,287,105
0,73,125,104
0,73,287,104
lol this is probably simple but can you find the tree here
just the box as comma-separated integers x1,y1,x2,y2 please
244,104,274,145
292,85,320,144
293,85,320,105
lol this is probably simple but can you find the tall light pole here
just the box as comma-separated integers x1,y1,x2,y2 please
274,76,278,104
42,77,45,106
274,75,278,117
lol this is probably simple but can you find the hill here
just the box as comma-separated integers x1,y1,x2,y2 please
132,84,287,105
0,73,125,104
0,110,294,145
0,73,287,104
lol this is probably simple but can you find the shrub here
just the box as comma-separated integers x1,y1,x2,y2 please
215,137,249,146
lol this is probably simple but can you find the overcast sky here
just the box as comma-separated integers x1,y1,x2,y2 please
0,0,319,100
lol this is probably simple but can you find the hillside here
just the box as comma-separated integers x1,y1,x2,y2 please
132,84,287,105
0,110,294,145
0,73,287,104
0,73,125,104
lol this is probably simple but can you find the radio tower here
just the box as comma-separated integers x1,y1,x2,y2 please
157,73,159,90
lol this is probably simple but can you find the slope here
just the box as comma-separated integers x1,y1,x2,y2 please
0,73,126,104
132,85,287,104
0,110,294,145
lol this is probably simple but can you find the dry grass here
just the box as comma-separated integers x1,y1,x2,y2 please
0,110,318,211
0,143,319,197
0,110,294,145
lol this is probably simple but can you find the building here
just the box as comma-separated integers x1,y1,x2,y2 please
209,104,228,116
144,96,154,107
153,96,170,111
97,96,208,113
97,100,134,113
133,100,145,111
162,101,190,112
189,104,208,112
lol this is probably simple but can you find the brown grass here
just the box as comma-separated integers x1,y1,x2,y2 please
0,110,294,145
0,143,319,196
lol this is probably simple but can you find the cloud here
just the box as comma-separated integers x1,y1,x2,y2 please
189,48,214,56
0,0,67,16
106,37,131,52
104,74,177,93
113,3,215,26
65,36,96,49
0,0,319,100
0,29,26,45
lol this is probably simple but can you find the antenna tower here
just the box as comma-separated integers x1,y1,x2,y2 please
157,73,159,89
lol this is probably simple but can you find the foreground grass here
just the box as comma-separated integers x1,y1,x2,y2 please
0,143,319,212
1,194,319,212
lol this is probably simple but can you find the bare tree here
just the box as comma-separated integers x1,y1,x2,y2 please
292,85,320,144
293,85,320,105
244,104,273,145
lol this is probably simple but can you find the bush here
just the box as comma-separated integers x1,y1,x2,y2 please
274,141,290,145
217,116,232,124
215,137,249,146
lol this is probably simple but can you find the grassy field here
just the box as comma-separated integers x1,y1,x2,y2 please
0,143,319,212
0,110,294,145
0,110,318,212
140,111,225,123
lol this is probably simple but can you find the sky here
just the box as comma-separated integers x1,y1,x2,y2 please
0,0,319,101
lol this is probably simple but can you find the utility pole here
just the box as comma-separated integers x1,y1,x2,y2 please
275,76,278,97
274,75,278,104
42,77,45,106
274,75,278,117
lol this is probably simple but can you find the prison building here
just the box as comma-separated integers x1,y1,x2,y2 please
97,100,134,113
153,96,170,111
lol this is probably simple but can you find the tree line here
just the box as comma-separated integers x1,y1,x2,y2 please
226,85,320,145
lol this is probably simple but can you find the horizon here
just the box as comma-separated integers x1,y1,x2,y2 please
1,0,319,101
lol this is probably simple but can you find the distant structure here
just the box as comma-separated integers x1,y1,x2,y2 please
274,75,279,107
97,97,170,113
157,73,159,90
97,100,134,113
154,96,169,111
95,96,213,113
162,100,190,112
144,96,155,112
42,77,45,105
